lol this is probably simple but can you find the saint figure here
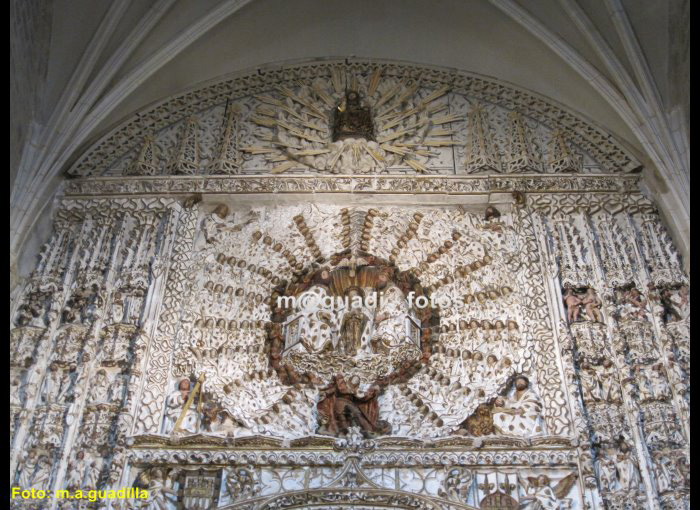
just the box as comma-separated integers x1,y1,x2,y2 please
163,378,199,435
332,91,375,141
338,288,369,356
492,375,544,436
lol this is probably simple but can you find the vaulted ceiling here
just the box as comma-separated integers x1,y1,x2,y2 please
10,0,689,278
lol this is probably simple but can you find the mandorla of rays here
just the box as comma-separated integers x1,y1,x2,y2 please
241,68,461,174
173,206,520,438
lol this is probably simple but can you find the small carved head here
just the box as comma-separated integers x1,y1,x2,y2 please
514,375,529,390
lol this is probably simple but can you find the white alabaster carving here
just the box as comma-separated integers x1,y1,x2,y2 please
68,61,640,179
8,178,688,509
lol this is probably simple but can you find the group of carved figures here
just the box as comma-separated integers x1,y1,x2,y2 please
563,287,604,324
455,375,544,437
10,223,156,499
563,283,689,326
8,192,690,510
159,370,546,442
562,278,689,508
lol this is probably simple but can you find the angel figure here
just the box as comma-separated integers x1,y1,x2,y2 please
519,473,577,510
437,467,473,502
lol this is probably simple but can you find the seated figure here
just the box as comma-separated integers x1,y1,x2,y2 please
316,374,390,437
163,378,199,435
492,375,544,436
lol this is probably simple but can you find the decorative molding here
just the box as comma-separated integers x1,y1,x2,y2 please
64,173,641,197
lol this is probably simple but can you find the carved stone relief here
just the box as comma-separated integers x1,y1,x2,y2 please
9,65,688,510
67,61,640,179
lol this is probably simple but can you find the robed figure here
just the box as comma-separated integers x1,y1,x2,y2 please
316,374,390,437
338,288,369,356
332,90,375,141
492,375,544,436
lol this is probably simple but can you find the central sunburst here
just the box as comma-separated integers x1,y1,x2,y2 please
241,68,461,174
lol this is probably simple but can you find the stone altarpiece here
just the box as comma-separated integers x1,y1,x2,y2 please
10,61,689,510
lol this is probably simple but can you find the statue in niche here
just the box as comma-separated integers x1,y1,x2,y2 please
653,453,686,494
633,366,654,402
518,473,577,510
62,285,101,324
614,443,641,492
665,354,688,400
581,288,604,323
658,288,680,324
563,287,603,324
65,450,99,490
596,451,619,493
31,454,53,490
599,360,622,404
42,363,71,404
652,454,674,494
316,374,390,437
492,375,544,436
659,285,689,323
562,288,583,324
15,290,50,327
65,451,85,490
10,371,23,406
18,449,52,490
338,287,369,356
578,362,603,402
123,286,145,325
648,364,671,400
111,291,125,324
18,449,39,488
332,90,375,142
163,378,200,435
617,286,648,321
674,285,690,316
89,369,111,403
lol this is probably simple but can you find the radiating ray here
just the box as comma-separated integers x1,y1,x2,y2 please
293,214,323,261
367,68,382,96
269,161,297,174
331,67,344,95
312,83,336,108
